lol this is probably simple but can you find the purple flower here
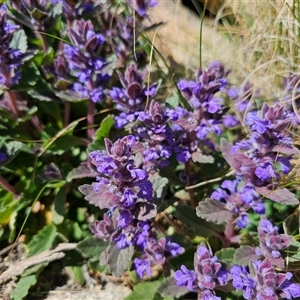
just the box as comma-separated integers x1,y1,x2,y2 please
174,244,228,298
89,214,114,241
135,237,184,278
174,265,197,291
256,217,292,268
231,259,300,299
134,258,152,278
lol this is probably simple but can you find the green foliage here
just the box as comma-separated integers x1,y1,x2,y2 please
10,275,37,300
27,223,57,256
125,279,163,300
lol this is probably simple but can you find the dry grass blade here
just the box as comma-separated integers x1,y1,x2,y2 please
0,243,76,284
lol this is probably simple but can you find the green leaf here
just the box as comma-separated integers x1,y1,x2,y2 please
157,277,189,298
215,248,236,264
175,204,218,237
10,29,28,53
1,140,23,166
0,192,18,225
233,245,258,265
77,236,108,259
150,174,169,205
125,280,163,300
11,275,37,300
166,95,179,108
18,61,40,87
27,223,57,257
22,262,49,277
100,244,134,277
51,188,66,225
67,266,85,285
95,115,115,141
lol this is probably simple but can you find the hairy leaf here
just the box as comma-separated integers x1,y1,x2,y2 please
67,162,98,181
150,174,169,205
273,145,299,155
175,204,218,237
100,243,134,277
79,183,120,209
125,279,163,300
77,236,108,259
220,139,256,173
256,186,299,205
133,201,157,221
215,248,236,264
234,245,258,265
157,277,189,298
191,151,214,164
10,29,28,53
196,198,233,225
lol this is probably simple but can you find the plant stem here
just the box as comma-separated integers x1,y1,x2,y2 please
185,160,197,208
87,100,95,141
224,216,235,247
0,174,19,197
7,91,36,138
7,90,21,118
64,101,70,127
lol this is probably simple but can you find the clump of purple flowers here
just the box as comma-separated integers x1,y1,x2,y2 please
221,102,299,206
63,19,109,103
175,244,228,300
108,64,159,128
256,217,292,268
134,237,184,278
211,179,265,228
0,7,23,89
80,135,155,248
231,258,300,299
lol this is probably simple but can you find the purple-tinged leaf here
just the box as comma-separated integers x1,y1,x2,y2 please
266,256,285,269
176,117,197,132
67,162,98,181
175,204,218,237
234,245,259,265
78,184,93,196
157,277,189,298
256,186,299,205
79,183,121,209
220,138,256,173
273,145,299,155
150,174,169,205
133,201,157,221
100,243,134,277
127,82,142,100
191,151,214,164
196,198,233,225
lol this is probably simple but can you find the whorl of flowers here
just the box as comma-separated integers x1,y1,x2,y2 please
126,0,158,17
134,237,184,278
174,244,228,300
63,19,109,102
169,61,238,163
80,135,155,249
231,258,300,300
0,7,23,88
108,64,158,128
211,179,265,228
52,0,95,23
220,102,299,207
255,217,292,268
